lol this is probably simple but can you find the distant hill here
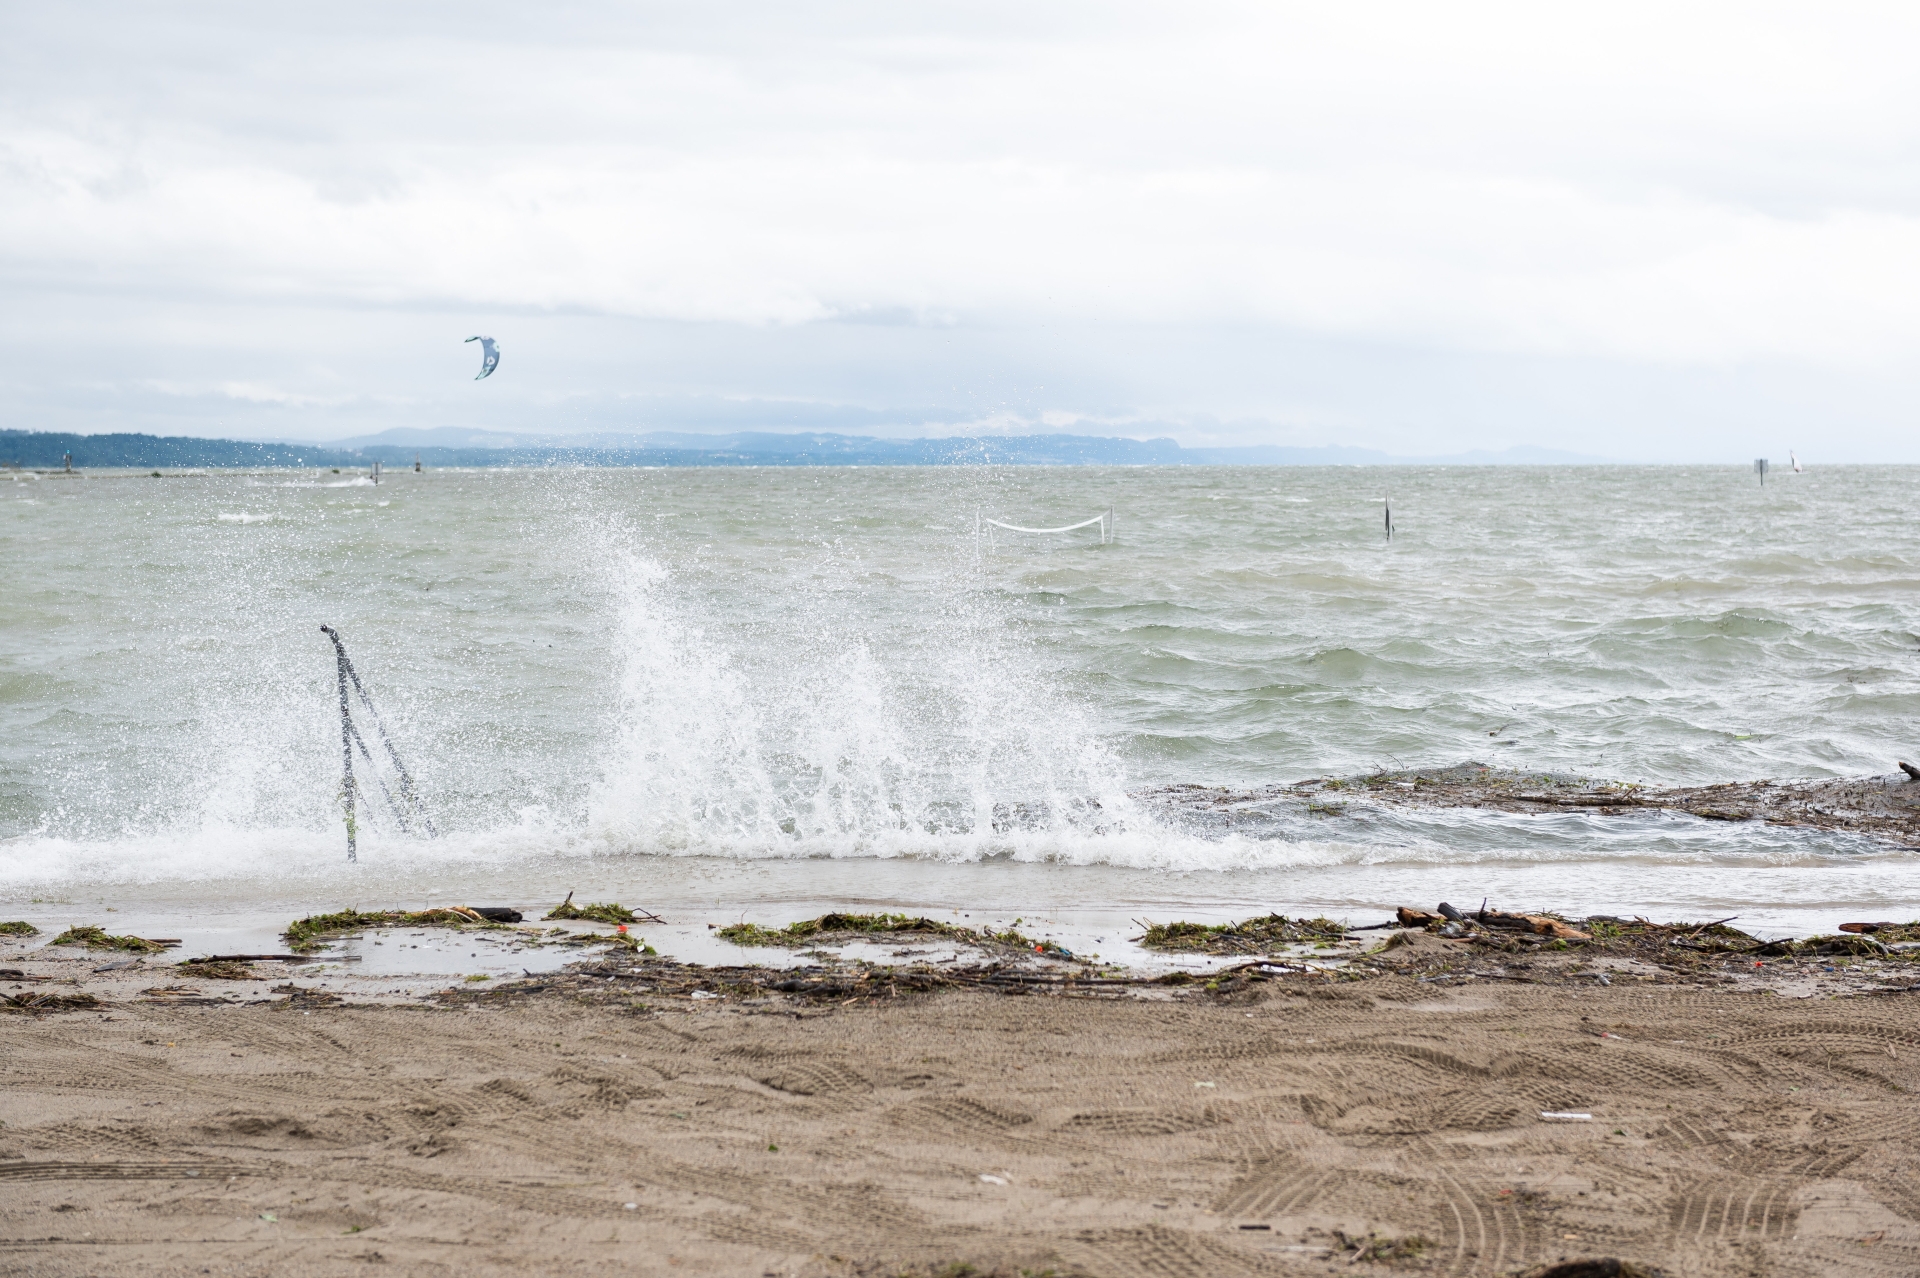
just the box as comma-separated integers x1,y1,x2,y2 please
0,430,364,470
0,427,1615,470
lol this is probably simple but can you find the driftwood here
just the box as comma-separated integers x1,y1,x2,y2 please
1399,904,1588,940
1483,912,1591,941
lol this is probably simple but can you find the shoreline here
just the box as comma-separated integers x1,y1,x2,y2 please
13,768,1920,955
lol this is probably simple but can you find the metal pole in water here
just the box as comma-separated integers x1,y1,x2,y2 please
1385,496,1394,541
1755,458,1768,486
321,624,435,838
322,624,358,861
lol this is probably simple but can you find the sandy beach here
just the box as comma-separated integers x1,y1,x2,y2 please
6,926,1920,1278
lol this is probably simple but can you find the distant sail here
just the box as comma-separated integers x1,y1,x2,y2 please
1790,450,1802,473
465,335,500,380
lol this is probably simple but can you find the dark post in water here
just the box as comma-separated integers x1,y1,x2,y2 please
323,626,359,861
1755,458,1768,486
319,624,436,861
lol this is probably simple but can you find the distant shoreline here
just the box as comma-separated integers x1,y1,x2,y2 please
0,427,1616,471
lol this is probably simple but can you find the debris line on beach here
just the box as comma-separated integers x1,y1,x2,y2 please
544,892,660,925
1135,914,1346,953
716,912,1071,958
283,907,516,952
49,925,177,952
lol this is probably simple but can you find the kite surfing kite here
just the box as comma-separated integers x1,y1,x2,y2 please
465,335,500,379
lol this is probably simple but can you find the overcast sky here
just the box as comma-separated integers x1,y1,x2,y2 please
4,2,1918,459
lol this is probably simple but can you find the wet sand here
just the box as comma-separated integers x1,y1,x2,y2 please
6,939,1920,1277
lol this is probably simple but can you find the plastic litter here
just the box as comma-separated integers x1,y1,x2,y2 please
978,1174,1008,1185
1541,1111,1593,1121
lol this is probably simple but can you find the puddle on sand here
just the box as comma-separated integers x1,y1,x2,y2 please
0,902,1386,1002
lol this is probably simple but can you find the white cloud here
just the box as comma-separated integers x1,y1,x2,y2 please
2,2,1919,454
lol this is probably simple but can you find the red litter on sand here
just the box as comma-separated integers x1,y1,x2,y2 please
617,925,628,934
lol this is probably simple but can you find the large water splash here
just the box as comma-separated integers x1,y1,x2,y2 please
581,535,1148,860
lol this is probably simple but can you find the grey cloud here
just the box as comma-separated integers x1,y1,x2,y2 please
2,2,1919,458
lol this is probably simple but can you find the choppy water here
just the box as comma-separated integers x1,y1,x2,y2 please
5,462,1920,937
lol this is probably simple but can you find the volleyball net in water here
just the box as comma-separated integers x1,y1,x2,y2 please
977,507,1114,546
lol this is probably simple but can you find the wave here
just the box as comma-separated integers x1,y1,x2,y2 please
578,533,1140,856
3,797,1905,894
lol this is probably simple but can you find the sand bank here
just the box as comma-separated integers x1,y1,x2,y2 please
1153,764,1920,846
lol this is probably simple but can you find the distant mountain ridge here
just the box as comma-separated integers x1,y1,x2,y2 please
0,427,1614,470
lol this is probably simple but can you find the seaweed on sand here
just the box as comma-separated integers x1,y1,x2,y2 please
175,959,264,980
283,907,502,953
1843,921,1920,943
1444,914,1910,962
0,921,39,937
1367,907,1920,987
1136,914,1346,954
720,913,974,946
717,913,1052,952
2,990,101,1013
543,892,654,925
1333,1230,1430,1262
49,925,171,952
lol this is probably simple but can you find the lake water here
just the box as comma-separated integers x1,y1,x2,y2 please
5,462,1919,951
